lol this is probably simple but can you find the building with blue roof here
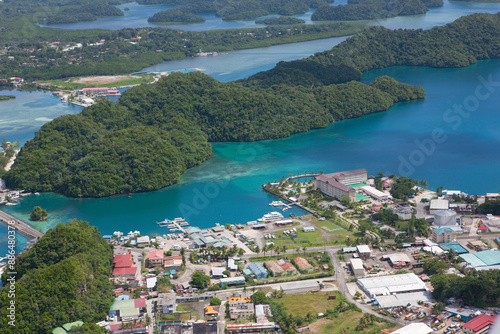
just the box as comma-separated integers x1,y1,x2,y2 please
460,250,500,270
431,227,456,243
248,263,268,279
439,242,469,255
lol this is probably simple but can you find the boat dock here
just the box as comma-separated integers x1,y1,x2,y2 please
158,217,188,233
0,210,45,240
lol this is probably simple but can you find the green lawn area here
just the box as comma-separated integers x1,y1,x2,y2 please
271,218,353,248
395,221,409,230
278,291,346,317
176,302,202,320
318,311,392,334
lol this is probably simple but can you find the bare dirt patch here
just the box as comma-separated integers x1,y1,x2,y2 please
308,318,330,333
72,75,138,85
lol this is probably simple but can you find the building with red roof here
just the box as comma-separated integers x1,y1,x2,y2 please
463,314,497,334
478,222,489,233
148,249,164,266
112,267,137,278
133,298,146,309
293,257,314,273
114,254,134,268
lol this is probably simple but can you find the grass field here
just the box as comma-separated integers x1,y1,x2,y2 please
318,312,393,334
272,218,353,248
176,302,202,320
278,291,346,316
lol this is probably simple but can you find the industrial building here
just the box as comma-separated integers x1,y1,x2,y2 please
211,267,226,278
439,242,469,254
226,322,280,333
357,273,431,308
219,276,246,286
383,253,412,268
433,209,457,226
247,263,268,279
109,298,146,321
431,227,456,243
265,259,297,276
391,323,433,334
356,245,372,259
460,250,500,271
429,199,449,214
280,280,321,294
302,226,315,233
349,258,364,276
293,257,314,273
314,168,367,201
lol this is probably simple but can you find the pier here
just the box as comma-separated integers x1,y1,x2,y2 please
0,210,45,239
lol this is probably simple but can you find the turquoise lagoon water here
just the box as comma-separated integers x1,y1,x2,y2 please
2,3,500,254
3,60,500,245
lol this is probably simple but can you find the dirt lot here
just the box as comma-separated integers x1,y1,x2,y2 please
72,75,139,84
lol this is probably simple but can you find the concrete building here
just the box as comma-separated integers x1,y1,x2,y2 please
164,256,183,271
361,185,389,200
112,254,138,279
148,249,164,267
431,227,456,243
228,297,254,320
384,253,412,268
356,245,372,260
157,292,176,314
462,314,497,334
350,258,364,276
226,322,279,333
293,257,314,273
136,236,150,246
228,258,238,271
314,168,367,201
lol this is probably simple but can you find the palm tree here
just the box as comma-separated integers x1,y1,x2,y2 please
254,245,260,255
302,246,307,256
262,245,268,257
281,245,287,255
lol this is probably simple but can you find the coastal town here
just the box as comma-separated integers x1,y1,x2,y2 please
2,168,500,334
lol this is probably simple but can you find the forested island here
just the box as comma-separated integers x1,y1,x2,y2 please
0,220,113,333
256,16,306,25
0,95,15,101
311,0,443,21
142,0,329,21
4,73,423,197
148,9,206,23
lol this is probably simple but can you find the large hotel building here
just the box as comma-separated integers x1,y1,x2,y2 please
314,168,367,200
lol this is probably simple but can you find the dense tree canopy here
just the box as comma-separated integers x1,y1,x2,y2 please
0,220,114,332
5,72,423,197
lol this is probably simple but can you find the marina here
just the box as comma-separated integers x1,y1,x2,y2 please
157,217,189,233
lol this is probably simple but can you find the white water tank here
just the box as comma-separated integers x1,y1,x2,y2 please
434,210,457,226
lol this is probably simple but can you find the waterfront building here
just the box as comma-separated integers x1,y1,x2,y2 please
429,199,449,214
314,168,367,201
112,254,138,280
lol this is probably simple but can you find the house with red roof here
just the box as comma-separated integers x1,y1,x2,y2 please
148,249,164,267
477,221,489,233
112,254,137,279
463,314,497,334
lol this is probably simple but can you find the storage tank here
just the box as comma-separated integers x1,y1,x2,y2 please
434,210,457,226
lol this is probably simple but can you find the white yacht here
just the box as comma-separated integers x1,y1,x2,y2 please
257,212,284,222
